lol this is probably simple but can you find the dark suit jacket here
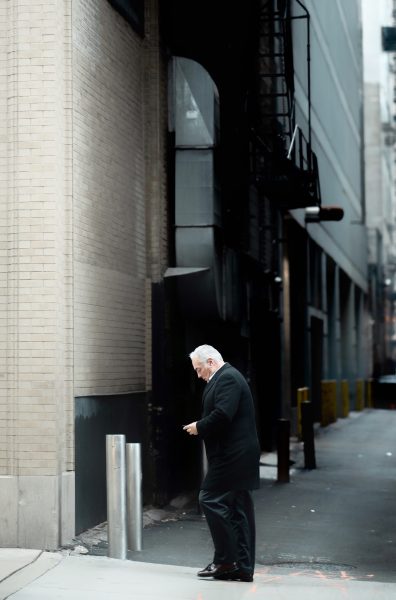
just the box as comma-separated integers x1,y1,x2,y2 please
196,363,260,491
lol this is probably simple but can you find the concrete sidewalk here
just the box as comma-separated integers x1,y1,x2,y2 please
2,409,396,599
1,549,396,599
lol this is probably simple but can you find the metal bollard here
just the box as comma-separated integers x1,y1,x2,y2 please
126,443,143,551
106,434,127,559
301,401,316,469
277,418,290,483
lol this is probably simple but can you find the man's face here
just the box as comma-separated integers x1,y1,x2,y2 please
191,357,214,382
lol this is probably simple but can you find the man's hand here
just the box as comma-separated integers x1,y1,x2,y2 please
183,421,198,435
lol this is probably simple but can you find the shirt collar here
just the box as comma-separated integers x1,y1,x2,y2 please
208,364,223,381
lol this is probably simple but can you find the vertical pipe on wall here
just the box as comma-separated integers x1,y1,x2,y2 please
281,216,292,420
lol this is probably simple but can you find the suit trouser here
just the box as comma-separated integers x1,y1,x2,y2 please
199,489,256,573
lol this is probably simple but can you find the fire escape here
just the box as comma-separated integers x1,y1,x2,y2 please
251,0,322,211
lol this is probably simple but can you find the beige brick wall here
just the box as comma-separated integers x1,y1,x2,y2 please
144,0,169,281
0,0,73,479
0,0,168,546
0,0,8,475
0,0,74,547
73,0,168,396
144,0,169,389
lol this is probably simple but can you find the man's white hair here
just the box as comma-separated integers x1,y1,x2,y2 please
189,344,223,363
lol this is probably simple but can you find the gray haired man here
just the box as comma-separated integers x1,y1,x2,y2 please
184,344,260,582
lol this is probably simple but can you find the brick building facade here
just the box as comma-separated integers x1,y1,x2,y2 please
0,0,167,549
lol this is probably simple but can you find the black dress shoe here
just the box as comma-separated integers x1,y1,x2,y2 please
197,563,217,577
214,568,254,582
197,562,238,578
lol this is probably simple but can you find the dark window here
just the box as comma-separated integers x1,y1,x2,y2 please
108,0,144,36
382,27,396,52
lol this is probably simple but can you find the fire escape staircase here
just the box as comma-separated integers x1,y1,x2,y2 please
252,0,322,210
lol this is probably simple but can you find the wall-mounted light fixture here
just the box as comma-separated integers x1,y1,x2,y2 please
305,205,344,223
